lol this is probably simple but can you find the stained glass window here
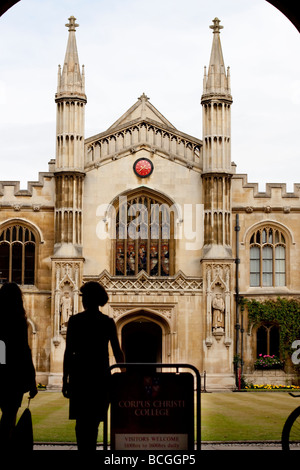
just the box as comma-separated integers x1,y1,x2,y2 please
114,193,174,276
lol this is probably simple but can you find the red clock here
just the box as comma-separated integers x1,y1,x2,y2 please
133,158,154,178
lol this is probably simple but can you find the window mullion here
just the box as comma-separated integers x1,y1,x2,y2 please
124,202,128,275
124,237,127,276
135,198,139,275
135,237,138,275
259,246,262,287
147,197,150,275
267,327,270,356
158,210,162,276
272,245,275,287
22,242,25,285
170,210,174,276
9,243,12,282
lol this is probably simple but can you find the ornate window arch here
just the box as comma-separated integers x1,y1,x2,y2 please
249,226,286,287
113,188,176,276
0,222,38,285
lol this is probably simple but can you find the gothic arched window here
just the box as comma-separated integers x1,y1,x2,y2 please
256,323,280,357
250,227,286,287
114,191,175,276
0,224,36,285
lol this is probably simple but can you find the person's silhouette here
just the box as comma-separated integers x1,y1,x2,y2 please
0,282,37,450
62,281,124,452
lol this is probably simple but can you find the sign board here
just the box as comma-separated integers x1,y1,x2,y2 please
110,372,194,451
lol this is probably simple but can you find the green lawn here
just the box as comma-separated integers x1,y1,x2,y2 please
201,392,299,442
8,391,300,443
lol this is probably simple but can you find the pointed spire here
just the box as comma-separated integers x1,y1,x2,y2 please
202,18,231,99
56,16,86,99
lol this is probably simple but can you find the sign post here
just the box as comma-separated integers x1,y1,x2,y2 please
106,363,200,451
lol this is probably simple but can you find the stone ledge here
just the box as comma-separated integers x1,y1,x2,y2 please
245,371,297,386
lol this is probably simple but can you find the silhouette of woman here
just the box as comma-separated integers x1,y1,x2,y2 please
0,282,37,450
62,281,124,452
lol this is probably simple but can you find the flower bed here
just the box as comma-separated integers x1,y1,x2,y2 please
254,354,284,370
37,383,47,390
245,384,300,390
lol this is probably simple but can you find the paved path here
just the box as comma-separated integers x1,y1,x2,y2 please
202,441,283,450
33,441,287,451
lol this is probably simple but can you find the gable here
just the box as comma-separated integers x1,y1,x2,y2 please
106,93,177,131
85,95,203,172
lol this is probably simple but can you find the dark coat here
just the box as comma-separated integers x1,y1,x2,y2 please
63,308,123,420
0,317,36,410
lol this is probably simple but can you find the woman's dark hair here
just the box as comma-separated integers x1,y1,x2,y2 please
80,281,109,308
0,282,26,319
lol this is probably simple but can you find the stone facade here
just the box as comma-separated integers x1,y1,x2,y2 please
0,16,299,390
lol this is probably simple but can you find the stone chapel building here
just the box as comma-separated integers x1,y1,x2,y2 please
0,16,299,389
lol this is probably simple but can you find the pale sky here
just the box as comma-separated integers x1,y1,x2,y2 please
0,0,299,190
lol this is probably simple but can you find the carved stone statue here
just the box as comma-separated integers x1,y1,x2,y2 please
60,291,73,328
212,293,225,331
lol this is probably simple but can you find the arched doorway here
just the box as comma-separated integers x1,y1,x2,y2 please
122,318,162,364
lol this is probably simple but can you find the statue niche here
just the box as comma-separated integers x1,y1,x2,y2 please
212,292,225,332
211,283,225,340
52,261,81,347
60,288,73,331
205,263,232,348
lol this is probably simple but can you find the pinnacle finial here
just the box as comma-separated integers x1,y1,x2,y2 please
138,93,150,102
65,16,79,32
209,17,223,34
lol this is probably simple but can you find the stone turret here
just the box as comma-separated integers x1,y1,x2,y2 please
49,17,86,383
201,18,233,258
54,16,86,254
200,20,235,389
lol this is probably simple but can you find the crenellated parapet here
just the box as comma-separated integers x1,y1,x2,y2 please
0,172,55,208
232,174,300,212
